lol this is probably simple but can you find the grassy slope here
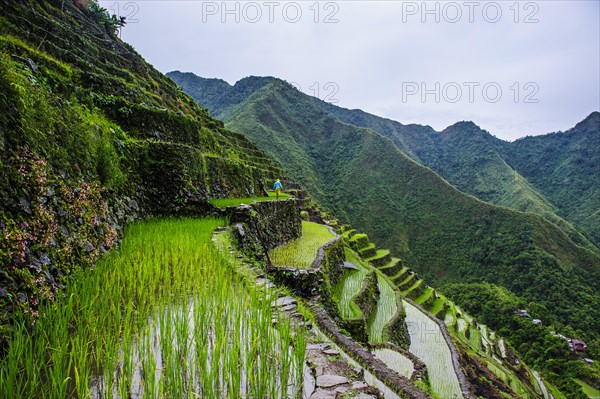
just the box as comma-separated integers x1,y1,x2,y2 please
175,78,600,342
0,2,281,202
0,1,284,338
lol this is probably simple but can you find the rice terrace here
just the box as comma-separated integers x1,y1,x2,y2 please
1,1,599,398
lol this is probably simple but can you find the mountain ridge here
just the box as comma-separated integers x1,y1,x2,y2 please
168,72,599,252
169,74,600,347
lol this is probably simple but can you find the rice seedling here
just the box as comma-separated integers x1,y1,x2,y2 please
368,273,398,343
0,218,306,398
270,221,334,269
403,300,463,399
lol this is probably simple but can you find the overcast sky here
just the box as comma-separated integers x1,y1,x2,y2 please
101,0,600,141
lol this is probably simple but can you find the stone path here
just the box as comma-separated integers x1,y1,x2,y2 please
270,294,383,399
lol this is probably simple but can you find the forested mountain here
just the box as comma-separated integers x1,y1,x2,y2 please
321,106,599,248
169,73,600,345
170,71,599,253
499,113,600,248
318,103,600,253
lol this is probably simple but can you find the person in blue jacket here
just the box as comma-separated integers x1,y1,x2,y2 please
273,179,283,200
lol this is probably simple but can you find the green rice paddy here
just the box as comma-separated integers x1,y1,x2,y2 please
210,191,290,208
368,274,397,343
372,348,415,379
0,218,306,398
270,221,335,269
404,300,463,399
333,250,369,319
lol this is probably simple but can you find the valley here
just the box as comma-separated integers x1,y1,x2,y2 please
0,1,598,398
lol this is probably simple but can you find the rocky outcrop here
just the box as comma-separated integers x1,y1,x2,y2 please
125,142,275,216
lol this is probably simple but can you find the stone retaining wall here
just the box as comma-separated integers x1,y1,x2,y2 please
270,227,345,298
311,303,429,399
384,292,411,350
229,199,302,259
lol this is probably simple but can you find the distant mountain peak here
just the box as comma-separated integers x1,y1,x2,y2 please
573,111,600,132
168,71,231,86
441,121,488,138
445,120,481,131
234,75,279,87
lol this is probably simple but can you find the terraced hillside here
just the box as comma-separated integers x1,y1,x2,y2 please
169,74,600,351
335,224,557,399
0,0,282,341
169,71,599,252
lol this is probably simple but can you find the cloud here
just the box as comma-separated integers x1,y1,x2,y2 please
107,0,600,140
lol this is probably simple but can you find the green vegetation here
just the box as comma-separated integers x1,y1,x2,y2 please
87,1,127,36
403,300,463,399
372,348,414,379
0,218,306,398
210,191,290,208
269,221,334,269
317,98,599,252
333,250,369,319
574,379,600,399
368,273,397,343
171,74,600,368
340,223,557,398
497,113,600,246
443,282,598,399
0,0,283,337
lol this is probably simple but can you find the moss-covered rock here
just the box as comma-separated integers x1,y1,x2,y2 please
354,271,379,322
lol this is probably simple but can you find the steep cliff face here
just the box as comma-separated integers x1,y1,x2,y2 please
0,0,282,340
